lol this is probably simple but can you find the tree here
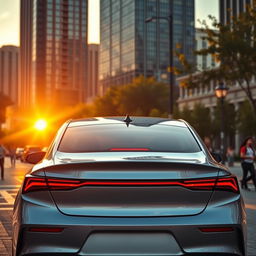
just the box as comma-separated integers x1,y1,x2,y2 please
176,105,194,124
93,86,120,116
237,100,256,137
212,101,237,147
174,103,212,138
176,3,256,115
93,76,169,117
191,103,212,139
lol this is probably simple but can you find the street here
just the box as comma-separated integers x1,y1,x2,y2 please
0,159,255,255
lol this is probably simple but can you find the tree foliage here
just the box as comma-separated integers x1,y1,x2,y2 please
237,100,256,137
93,76,169,117
174,101,237,146
174,103,212,138
212,101,237,137
191,103,212,139
176,2,256,115
175,104,194,124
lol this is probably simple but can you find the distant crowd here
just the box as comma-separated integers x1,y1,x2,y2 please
204,136,256,192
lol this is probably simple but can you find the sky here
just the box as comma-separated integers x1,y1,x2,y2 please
0,0,218,47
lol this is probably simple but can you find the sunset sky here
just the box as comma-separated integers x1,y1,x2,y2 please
0,0,218,47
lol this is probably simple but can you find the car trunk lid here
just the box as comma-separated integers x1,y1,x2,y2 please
44,161,220,217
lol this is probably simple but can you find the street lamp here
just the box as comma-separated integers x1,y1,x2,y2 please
145,15,173,118
215,82,229,162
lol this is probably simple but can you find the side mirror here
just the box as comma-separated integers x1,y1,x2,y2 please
26,151,46,164
211,152,222,163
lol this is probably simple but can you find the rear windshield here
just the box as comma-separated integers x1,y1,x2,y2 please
58,124,201,153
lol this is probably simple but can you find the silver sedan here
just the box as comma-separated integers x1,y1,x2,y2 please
12,117,246,256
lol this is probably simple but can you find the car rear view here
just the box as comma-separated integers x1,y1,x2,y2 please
13,117,246,256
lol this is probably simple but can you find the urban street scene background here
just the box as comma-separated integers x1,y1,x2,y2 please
0,0,256,255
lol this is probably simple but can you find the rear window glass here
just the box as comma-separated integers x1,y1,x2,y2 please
58,124,201,153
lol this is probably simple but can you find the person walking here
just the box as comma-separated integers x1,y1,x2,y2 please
0,142,8,180
9,145,16,167
204,136,214,154
226,146,235,167
240,137,256,191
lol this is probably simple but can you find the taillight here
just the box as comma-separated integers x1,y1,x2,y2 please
22,176,239,193
28,227,64,233
110,148,150,151
215,176,239,193
22,177,48,193
199,227,234,233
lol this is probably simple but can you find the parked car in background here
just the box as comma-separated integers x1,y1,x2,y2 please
20,145,41,162
15,148,24,160
13,117,246,256
41,147,48,152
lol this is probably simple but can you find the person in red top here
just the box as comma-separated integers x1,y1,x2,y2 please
240,137,256,191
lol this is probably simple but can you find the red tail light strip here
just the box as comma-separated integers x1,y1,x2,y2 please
28,227,64,233
23,177,48,193
22,176,239,193
110,148,150,151
199,227,234,232
216,177,238,193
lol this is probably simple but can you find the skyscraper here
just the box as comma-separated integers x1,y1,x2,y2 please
20,0,88,111
99,0,195,93
220,0,253,24
20,0,33,108
0,45,19,104
87,44,99,102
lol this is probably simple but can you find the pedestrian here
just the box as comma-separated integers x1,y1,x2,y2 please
226,146,234,167
240,137,256,191
204,136,214,154
9,145,16,168
0,142,8,180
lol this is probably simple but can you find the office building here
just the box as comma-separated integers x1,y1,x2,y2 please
220,0,254,24
195,28,218,71
20,0,33,108
87,44,99,101
0,45,19,104
100,0,195,93
20,0,88,111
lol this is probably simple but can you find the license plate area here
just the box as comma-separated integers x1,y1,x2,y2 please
79,232,183,255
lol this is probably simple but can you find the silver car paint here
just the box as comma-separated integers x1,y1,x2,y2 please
12,118,246,256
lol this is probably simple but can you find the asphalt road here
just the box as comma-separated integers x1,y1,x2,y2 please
0,159,255,255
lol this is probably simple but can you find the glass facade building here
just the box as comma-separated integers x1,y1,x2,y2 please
87,44,99,102
100,0,195,93
20,0,88,111
0,46,19,104
220,0,253,24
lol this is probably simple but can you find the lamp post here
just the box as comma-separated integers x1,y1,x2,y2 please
145,15,173,118
215,82,229,162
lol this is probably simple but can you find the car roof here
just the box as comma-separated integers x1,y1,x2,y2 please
68,116,187,128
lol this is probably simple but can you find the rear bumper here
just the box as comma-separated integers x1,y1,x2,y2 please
18,226,245,256
13,192,246,256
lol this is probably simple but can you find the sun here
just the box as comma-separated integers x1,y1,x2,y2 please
34,119,47,131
